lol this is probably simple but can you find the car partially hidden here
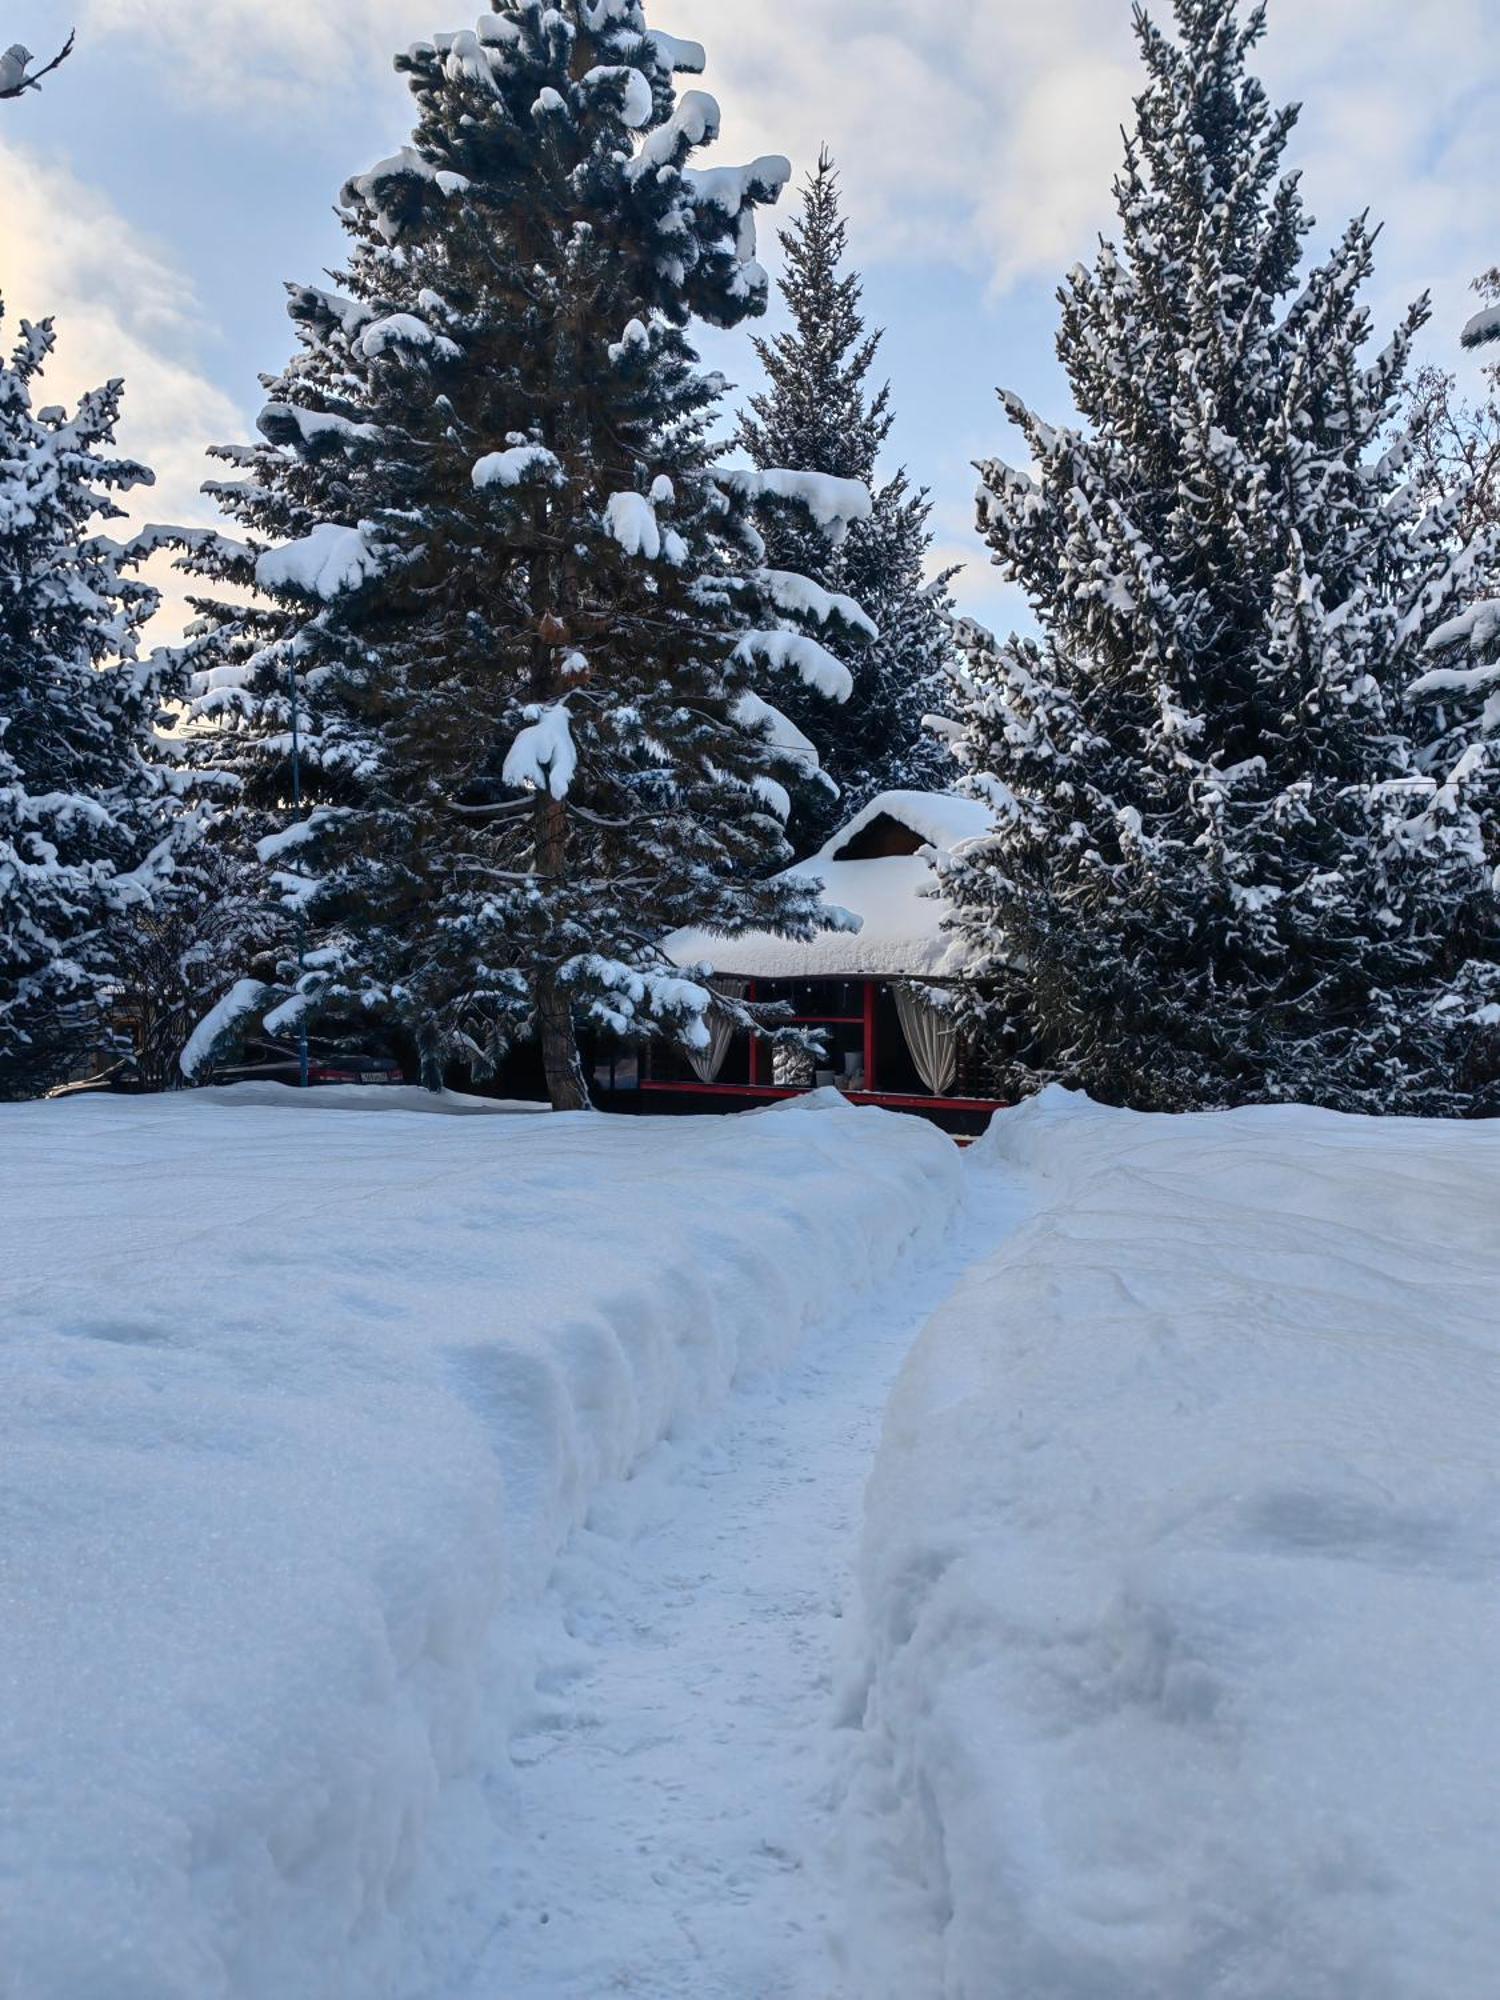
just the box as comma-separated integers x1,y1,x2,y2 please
210,1043,407,1089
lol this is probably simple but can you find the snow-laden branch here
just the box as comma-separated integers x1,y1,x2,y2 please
756,569,879,642
582,63,654,129
644,30,705,75
0,32,75,100
256,522,392,601
716,467,873,545
473,444,564,490
179,979,267,1080
734,630,854,704
604,491,658,558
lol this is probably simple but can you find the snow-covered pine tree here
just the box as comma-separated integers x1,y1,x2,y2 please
177,3,873,1109
0,304,179,1098
942,0,1500,1115
737,149,954,850
1406,271,1500,1014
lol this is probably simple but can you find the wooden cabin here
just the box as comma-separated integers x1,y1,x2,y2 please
600,791,1005,1136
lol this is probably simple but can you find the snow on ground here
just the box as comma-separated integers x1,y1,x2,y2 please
418,1178,1030,2000
0,1088,960,2000
839,1088,1500,2000
200,1082,549,1116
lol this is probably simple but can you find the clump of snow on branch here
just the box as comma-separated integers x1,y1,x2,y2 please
178,978,268,1079
758,568,879,641
604,490,661,560
255,522,391,601
735,630,854,704
473,444,564,490
504,704,578,800
718,467,873,544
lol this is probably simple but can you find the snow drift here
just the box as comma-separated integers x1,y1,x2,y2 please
840,1089,1500,2000
0,1089,960,2000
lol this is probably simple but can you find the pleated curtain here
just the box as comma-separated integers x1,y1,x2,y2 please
688,978,750,1084
894,983,959,1097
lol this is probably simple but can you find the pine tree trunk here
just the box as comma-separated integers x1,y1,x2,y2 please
537,795,590,1112
537,967,590,1110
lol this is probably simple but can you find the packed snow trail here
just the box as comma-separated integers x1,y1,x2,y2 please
426,1173,1030,2000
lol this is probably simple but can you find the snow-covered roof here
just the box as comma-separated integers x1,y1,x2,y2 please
666,790,994,982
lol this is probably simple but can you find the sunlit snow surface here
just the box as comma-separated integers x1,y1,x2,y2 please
0,1087,959,1999
841,1088,1500,2000
8,1082,1496,1999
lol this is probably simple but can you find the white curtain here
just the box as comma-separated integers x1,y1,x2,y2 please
688,979,749,1084
894,983,959,1097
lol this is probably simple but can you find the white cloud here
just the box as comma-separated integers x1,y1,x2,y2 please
81,0,1498,340
82,0,436,106
0,137,250,636
666,0,1497,331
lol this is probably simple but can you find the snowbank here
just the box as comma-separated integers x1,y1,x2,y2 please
0,1090,960,2000
200,1081,550,1115
841,1089,1500,2000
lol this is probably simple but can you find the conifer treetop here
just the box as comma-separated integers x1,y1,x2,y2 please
367,2,795,333
739,147,892,487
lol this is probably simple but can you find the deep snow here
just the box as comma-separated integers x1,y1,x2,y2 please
417,1183,1029,2000
10,1083,1498,2000
0,1088,960,2000
840,1089,1500,2000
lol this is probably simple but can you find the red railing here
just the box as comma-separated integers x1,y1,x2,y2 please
638,1080,1009,1116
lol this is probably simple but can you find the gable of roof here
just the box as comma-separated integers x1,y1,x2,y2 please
819,790,994,864
665,790,995,982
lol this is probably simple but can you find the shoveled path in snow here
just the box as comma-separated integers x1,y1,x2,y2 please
439,1169,1027,2000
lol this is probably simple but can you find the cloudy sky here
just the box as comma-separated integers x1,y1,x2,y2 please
2,0,1496,633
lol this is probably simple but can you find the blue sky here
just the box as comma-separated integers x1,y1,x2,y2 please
3,0,1496,636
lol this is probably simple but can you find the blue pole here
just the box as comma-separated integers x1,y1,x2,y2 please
286,655,311,1091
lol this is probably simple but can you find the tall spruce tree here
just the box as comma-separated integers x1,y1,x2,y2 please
737,149,954,850
1406,273,1500,1003
0,305,179,1098
942,0,1500,1115
177,3,874,1109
